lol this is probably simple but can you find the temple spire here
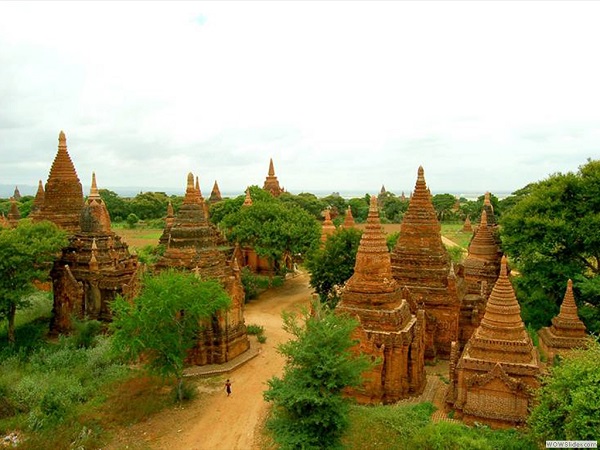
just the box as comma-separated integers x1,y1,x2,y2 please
89,172,100,200
268,158,275,176
342,205,355,228
243,187,253,207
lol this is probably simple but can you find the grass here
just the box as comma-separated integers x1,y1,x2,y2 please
441,222,472,249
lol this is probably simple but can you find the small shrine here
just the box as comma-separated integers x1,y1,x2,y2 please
337,196,426,404
7,198,20,227
447,256,541,428
342,206,355,228
538,279,590,363
320,209,336,244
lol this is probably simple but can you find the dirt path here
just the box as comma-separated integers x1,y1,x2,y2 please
107,271,312,450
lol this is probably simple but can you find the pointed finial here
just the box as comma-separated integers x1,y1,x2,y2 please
480,209,488,227
369,195,378,209
268,158,275,176
167,201,174,217
37,179,44,191
187,172,194,188
417,165,424,180
500,255,508,277
484,191,491,206
59,130,66,143
89,172,100,199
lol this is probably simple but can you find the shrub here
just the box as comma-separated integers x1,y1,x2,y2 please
72,318,103,349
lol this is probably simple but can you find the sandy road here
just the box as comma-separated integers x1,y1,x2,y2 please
107,271,312,450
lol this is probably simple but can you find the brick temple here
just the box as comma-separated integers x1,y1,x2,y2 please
447,256,541,428
209,180,223,203
263,158,284,197
155,172,249,365
337,196,426,404
51,173,140,334
33,131,84,233
320,209,336,244
538,279,590,363
391,166,460,360
458,210,501,347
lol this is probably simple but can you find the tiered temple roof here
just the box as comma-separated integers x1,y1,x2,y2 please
391,166,460,360
538,279,589,362
448,256,541,427
209,180,223,203
51,173,140,334
34,131,84,233
262,158,283,197
155,172,249,365
337,196,425,403
459,210,501,346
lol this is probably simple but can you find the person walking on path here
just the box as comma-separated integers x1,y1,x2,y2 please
225,379,232,397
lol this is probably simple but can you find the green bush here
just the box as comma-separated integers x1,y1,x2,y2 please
72,318,103,349
172,381,197,403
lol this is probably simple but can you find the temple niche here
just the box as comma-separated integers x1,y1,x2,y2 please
33,131,84,233
538,279,590,363
447,256,541,428
391,166,460,360
51,173,140,334
336,196,426,404
155,172,249,366
263,158,284,197
458,210,501,347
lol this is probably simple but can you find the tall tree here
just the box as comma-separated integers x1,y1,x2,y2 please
305,228,362,307
0,221,68,344
264,302,370,449
500,159,600,331
220,198,320,274
110,270,231,401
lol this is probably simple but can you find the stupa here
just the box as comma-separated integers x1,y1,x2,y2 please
34,131,84,233
209,180,223,203
538,279,589,363
447,256,541,428
155,172,249,365
29,180,45,219
263,158,283,197
337,196,426,404
51,173,140,334
7,198,20,227
342,206,355,228
390,166,460,360
242,187,253,207
461,215,472,233
13,186,21,201
320,209,336,244
458,210,501,346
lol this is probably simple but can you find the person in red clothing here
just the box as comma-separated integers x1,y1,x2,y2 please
225,379,232,396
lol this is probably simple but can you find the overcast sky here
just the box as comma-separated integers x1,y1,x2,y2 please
1,1,599,197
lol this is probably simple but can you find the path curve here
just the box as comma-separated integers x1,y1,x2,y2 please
106,271,312,450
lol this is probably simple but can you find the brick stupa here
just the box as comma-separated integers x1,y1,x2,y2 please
337,196,426,404
155,172,249,365
263,158,283,197
7,198,20,227
209,180,223,203
29,180,45,220
342,206,355,228
458,210,501,347
34,131,84,233
538,279,589,363
13,186,21,201
242,187,253,207
391,166,460,360
461,215,472,233
51,173,140,334
320,209,336,244
447,256,541,428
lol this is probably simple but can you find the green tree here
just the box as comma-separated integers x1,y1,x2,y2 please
381,195,408,223
321,194,347,220
126,213,139,229
348,197,369,223
305,228,362,307
98,189,130,221
0,221,68,344
221,199,320,274
432,193,459,222
279,192,326,220
129,191,170,220
529,339,600,441
263,302,370,449
500,159,600,331
110,270,231,401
